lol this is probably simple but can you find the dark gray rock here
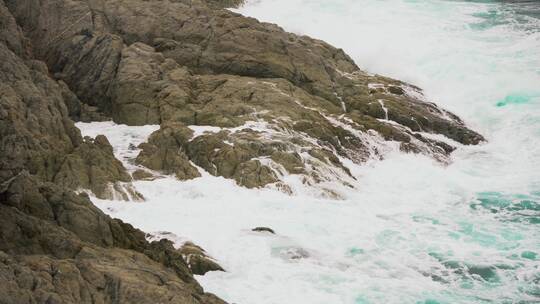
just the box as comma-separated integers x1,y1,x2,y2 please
252,227,275,234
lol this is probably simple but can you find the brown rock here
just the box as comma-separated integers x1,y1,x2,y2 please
0,172,225,304
252,227,275,234
132,169,156,181
179,242,225,276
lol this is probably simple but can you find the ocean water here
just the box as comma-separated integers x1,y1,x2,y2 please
77,1,540,303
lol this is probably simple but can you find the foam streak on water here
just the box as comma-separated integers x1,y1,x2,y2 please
79,1,540,303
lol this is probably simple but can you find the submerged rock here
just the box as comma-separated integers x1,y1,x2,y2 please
467,265,499,282
3,0,483,192
521,251,537,260
252,227,276,234
136,123,201,180
179,242,225,275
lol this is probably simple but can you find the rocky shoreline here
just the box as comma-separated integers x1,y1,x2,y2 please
0,0,483,302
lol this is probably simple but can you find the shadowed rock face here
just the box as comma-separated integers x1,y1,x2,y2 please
0,37,139,200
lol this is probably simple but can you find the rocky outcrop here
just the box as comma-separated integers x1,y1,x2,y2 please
0,172,225,304
179,242,225,276
2,0,483,192
54,135,144,201
3,0,484,191
0,0,485,301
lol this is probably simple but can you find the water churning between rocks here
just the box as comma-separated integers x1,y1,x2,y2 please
79,1,540,303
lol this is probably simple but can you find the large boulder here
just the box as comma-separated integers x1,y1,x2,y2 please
54,135,143,200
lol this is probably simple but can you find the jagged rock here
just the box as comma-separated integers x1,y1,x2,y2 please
179,242,225,276
185,131,280,188
54,135,140,200
57,80,83,121
136,123,201,180
0,0,28,58
145,232,224,276
132,169,156,181
57,79,110,122
0,172,225,303
112,42,176,125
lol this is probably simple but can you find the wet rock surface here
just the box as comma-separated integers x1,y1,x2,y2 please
179,242,225,276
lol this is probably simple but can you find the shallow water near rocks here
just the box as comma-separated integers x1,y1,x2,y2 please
78,0,540,303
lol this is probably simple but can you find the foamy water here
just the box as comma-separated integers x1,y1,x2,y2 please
77,1,540,303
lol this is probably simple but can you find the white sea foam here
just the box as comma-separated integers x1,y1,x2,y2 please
76,121,159,171
77,1,540,303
